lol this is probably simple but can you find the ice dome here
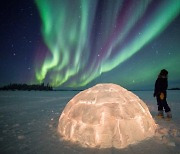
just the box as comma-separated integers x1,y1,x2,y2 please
58,84,157,149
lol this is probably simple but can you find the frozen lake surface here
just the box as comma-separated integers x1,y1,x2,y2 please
0,90,180,154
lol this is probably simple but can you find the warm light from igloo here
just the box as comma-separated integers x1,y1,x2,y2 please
58,84,157,149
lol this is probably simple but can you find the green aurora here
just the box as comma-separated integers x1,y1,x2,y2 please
35,0,180,89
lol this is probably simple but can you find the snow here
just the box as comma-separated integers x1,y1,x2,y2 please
58,84,157,149
0,89,180,154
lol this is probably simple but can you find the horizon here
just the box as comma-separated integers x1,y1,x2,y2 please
1,82,180,92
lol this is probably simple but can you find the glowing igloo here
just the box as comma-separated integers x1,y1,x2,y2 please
58,84,157,149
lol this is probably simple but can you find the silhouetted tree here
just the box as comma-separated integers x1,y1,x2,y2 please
0,83,53,91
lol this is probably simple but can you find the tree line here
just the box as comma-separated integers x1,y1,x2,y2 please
0,83,53,91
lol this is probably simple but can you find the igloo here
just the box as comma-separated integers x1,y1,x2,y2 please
58,84,157,149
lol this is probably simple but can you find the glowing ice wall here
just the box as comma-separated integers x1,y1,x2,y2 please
35,0,180,87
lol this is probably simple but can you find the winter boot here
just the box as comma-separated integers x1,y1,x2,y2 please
157,110,164,118
166,111,172,119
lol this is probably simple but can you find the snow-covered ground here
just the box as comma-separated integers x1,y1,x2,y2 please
0,90,179,154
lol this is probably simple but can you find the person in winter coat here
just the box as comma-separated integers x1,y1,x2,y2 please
154,69,172,118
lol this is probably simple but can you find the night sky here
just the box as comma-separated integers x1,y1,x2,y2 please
0,0,180,90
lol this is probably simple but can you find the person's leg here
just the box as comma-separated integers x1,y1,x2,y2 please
163,99,172,118
163,99,171,112
157,96,164,117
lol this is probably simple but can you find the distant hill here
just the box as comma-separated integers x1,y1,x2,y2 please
168,88,180,90
0,83,53,91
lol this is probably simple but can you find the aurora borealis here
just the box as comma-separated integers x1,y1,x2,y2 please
0,0,180,90
34,0,180,89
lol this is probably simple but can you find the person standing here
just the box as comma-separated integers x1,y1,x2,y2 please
154,69,172,119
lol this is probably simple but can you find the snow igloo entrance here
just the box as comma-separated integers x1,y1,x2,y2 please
58,84,157,149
